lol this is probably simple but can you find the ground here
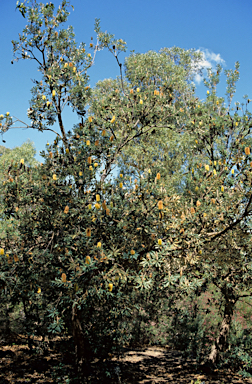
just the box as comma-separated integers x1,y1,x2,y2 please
0,334,252,383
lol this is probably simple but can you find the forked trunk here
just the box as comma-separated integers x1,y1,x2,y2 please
207,284,237,366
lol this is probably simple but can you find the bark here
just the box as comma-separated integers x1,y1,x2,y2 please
71,305,91,381
207,284,238,366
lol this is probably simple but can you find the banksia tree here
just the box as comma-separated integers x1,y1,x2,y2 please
1,0,252,379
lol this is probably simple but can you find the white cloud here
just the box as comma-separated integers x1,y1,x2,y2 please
193,49,225,84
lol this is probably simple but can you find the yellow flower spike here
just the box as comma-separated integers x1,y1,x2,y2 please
88,204,92,209
73,67,76,72
136,88,140,92
20,158,24,164
46,101,50,107
89,166,93,170
37,287,41,294
0,248,4,255
53,174,57,181
110,116,116,123
108,283,113,292
196,200,201,207
158,239,162,246
61,273,67,283
85,256,91,264
106,208,110,215
214,161,217,166
221,185,224,192
42,95,46,101
156,172,161,180
86,228,91,237
158,200,163,210
87,156,92,164
87,53,91,58
235,122,238,126
195,140,198,144
130,250,135,255
64,63,68,68
97,242,102,248
199,250,202,255
207,90,210,94
195,186,199,192
190,207,196,214
79,171,83,176
130,89,134,94
213,169,217,175
94,162,98,167
231,169,234,174
6,112,10,116
86,140,90,146
64,206,69,214
96,194,100,202
88,116,93,123
191,168,194,174
139,99,143,104
52,90,56,97
205,164,210,171
0,114,3,118
109,135,114,142
95,203,100,209
95,140,99,146
102,201,107,210
119,182,123,188
120,173,123,178
245,147,250,155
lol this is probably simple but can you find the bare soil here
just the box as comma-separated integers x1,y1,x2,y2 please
0,334,252,383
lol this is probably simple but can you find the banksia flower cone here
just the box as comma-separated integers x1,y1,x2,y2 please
108,283,113,292
158,200,163,210
86,228,91,237
245,147,250,155
61,273,67,283
85,256,91,264
64,206,69,214
156,173,161,180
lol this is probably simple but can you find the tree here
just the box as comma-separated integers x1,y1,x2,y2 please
0,140,38,339
1,0,252,379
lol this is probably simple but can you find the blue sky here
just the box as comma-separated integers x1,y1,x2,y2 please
1,0,252,161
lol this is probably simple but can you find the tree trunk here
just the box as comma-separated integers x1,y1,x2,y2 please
207,284,238,366
71,305,91,382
